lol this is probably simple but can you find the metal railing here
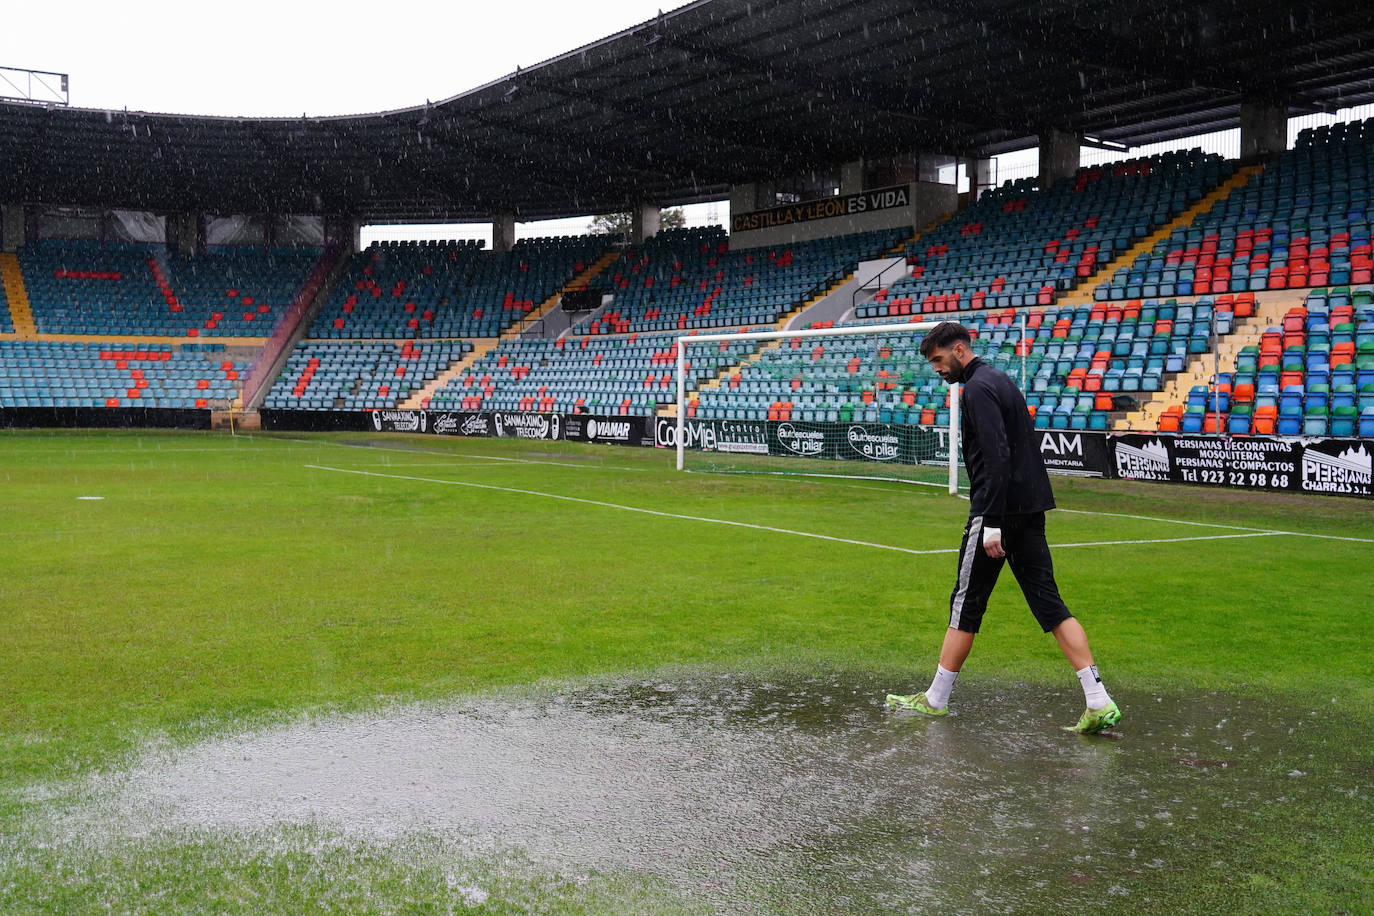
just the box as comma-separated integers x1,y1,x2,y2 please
239,241,347,409
849,255,912,314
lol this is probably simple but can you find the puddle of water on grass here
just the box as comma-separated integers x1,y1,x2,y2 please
44,672,1363,913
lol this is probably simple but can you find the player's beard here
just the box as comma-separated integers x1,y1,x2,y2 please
937,353,966,383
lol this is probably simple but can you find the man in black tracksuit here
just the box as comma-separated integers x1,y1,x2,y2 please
885,322,1122,734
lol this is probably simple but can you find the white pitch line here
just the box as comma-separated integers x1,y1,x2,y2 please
282,439,1374,546
706,469,954,490
306,464,1302,556
1055,506,1276,533
1058,506,1374,544
356,460,548,470
1050,532,1285,548
307,464,953,555
1261,529,1374,544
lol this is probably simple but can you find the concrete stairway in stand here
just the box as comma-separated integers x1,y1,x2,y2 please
399,247,620,409
655,216,951,418
400,338,501,409
515,249,621,339
1057,165,1265,307
239,241,352,411
656,337,791,418
1112,289,1310,431
0,252,36,338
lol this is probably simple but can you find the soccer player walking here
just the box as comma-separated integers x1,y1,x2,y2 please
886,321,1121,734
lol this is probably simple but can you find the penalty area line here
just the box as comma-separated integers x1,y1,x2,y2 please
1050,531,1285,549
307,463,953,555
1056,506,1276,533
305,464,1295,557
1057,506,1374,544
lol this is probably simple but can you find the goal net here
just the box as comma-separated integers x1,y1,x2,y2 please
674,320,974,490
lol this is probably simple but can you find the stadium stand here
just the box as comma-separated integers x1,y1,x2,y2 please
309,236,615,339
574,226,908,335
0,340,244,408
858,151,1233,319
1143,286,1374,435
19,241,319,337
1,0,1371,456
262,339,473,411
402,225,909,417
1095,120,1374,301
691,326,957,425
687,296,1235,430
424,332,763,417
6,130,1374,440
1018,297,1234,431
804,284,1371,438
271,226,907,416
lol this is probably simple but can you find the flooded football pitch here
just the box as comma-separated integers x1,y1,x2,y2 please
43,671,1370,913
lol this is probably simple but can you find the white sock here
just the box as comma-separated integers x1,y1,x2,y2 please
1076,664,1111,708
925,664,959,709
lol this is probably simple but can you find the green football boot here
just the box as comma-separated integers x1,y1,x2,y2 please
1068,700,1122,734
884,692,949,716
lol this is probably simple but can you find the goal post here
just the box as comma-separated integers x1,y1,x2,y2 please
675,320,963,493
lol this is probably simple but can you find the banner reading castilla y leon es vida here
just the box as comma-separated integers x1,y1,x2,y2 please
731,185,912,233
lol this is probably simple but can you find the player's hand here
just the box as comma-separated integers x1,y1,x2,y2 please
982,526,1004,558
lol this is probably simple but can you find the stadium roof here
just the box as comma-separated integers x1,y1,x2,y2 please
3,0,1374,223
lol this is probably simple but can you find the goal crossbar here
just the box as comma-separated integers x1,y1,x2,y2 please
675,320,960,493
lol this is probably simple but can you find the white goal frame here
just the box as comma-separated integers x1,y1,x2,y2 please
675,321,960,494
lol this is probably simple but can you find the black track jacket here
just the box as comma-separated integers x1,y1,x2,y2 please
953,356,1056,526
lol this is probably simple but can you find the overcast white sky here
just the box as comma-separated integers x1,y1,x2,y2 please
1,0,676,117
1,0,720,242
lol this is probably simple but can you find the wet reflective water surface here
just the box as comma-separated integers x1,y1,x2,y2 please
58,672,1360,913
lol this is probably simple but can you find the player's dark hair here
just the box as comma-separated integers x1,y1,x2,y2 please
919,321,972,357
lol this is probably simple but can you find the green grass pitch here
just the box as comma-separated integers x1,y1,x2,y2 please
0,429,1370,914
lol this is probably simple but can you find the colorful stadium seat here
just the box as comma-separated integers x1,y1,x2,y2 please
427,332,760,417
864,150,1231,319
1098,118,1374,301
574,226,907,335
19,240,319,337
0,340,244,408
309,236,614,340
261,339,473,411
